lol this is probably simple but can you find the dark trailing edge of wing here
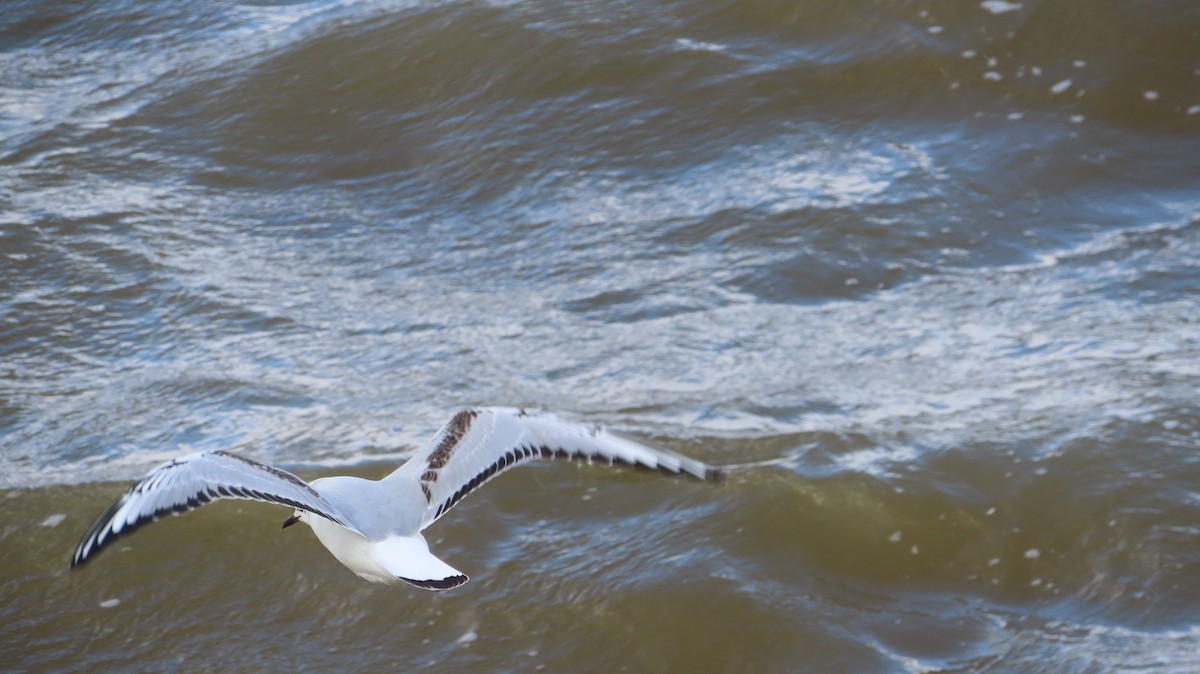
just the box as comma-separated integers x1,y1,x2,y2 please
430,443,722,522
212,450,321,496
398,574,470,591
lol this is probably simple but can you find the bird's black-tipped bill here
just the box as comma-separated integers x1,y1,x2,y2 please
282,514,300,529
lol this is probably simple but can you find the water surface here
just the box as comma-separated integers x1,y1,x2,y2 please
2,0,1199,671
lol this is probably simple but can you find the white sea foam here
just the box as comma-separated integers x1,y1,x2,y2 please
1051,79,1073,94
980,1,1023,15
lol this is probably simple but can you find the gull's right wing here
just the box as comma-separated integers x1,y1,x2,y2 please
388,407,720,531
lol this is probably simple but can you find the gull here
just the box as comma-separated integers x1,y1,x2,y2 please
72,407,719,590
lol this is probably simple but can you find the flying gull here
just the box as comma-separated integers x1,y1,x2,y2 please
72,407,720,590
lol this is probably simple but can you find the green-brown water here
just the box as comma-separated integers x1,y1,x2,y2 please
2,0,1199,671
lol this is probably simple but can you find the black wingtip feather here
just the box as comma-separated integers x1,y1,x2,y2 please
71,492,134,569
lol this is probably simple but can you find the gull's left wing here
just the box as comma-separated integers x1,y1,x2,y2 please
72,451,361,567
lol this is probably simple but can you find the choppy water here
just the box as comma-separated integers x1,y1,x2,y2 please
3,0,1199,671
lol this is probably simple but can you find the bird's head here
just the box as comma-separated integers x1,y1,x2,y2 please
282,510,303,529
